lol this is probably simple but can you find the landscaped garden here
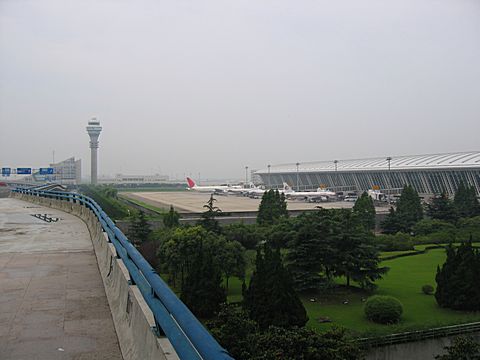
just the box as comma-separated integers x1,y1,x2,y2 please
225,245,480,337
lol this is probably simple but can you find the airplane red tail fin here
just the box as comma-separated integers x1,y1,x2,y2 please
186,177,196,188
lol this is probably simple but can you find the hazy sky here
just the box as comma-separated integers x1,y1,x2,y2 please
1,0,479,180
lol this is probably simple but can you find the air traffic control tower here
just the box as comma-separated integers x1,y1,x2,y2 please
86,117,102,185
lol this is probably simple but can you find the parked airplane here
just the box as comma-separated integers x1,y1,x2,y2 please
186,177,231,193
285,187,337,202
246,183,293,198
227,182,258,196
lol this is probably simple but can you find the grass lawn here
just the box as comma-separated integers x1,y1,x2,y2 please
119,195,166,215
118,187,186,192
227,247,480,337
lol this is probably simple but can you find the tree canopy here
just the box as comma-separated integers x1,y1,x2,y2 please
454,182,480,219
353,191,376,231
427,192,458,224
435,239,480,311
244,244,308,329
128,210,151,246
257,189,288,225
382,184,423,234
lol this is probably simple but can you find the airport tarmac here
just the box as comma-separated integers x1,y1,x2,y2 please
122,191,363,213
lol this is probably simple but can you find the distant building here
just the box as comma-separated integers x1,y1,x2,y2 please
254,151,480,196
250,169,263,185
24,157,81,185
99,173,169,185
50,157,82,185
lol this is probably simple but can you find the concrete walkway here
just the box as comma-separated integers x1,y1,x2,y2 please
0,198,123,360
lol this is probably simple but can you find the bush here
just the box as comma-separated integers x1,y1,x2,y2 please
364,295,403,324
422,284,434,295
413,219,456,236
413,231,456,245
376,233,414,251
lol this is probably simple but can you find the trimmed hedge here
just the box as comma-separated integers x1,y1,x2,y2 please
422,284,434,295
364,295,403,324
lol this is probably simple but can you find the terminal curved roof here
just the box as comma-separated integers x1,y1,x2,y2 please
255,151,480,174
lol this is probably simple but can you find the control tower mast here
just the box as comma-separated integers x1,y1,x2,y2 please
86,118,102,185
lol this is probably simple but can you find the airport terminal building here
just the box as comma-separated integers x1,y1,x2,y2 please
254,151,480,196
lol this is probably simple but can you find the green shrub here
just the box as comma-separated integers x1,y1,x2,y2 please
413,219,456,236
413,231,455,245
364,295,403,324
376,233,414,251
422,284,434,295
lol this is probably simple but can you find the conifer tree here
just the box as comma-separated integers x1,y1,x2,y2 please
257,189,288,225
427,192,458,223
454,182,480,219
435,239,480,310
381,185,423,233
163,205,180,228
181,243,226,318
353,192,376,231
129,210,151,246
244,244,308,329
381,207,400,234
199,195,222,234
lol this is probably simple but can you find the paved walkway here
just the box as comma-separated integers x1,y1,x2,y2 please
0,198,123,360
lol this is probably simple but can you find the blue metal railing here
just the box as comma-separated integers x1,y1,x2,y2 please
13,188,233,360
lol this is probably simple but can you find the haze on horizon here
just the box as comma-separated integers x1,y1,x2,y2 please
1,0,479,181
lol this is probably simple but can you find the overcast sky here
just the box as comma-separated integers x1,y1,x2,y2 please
1,0,479,181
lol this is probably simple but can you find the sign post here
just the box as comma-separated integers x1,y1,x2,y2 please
16,168,32,175
39,168,54,175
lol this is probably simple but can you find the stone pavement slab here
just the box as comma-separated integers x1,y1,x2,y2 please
0,198,123,360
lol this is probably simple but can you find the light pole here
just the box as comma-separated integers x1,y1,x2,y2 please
386,157,392,189
334,160,338,191
296,162,300,191
245,166,249,185
267,164,271,189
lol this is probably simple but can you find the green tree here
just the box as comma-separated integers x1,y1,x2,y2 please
353,192,376,231
128,210,151,246
435,239,480,310
253,326,364,360
199,195,222,234
332,210,388,290
427,192,458,223
207,305,364,360
257,189,288,225
381,207,400,234
181,243,226,318
286,210,335,292
244,244,308,329
163,205,180,228
223,223,261,250
207,304,258,360
454,182,480,219
382,185,423,234
435,336,480,360
217,239,246,290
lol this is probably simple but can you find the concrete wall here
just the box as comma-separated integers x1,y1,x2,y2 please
366,332,480,360
12,193,178,360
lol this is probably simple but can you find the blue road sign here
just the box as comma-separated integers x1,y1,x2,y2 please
2,168,11,177
16,168,32,175
39,168,54,175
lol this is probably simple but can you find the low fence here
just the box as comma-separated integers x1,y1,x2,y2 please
12,188,233,360
359,321,480,348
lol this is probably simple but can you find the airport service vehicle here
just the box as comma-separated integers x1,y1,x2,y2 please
285,187,337,202
344,195,358,202
367,189,387,202
186,177,232,193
